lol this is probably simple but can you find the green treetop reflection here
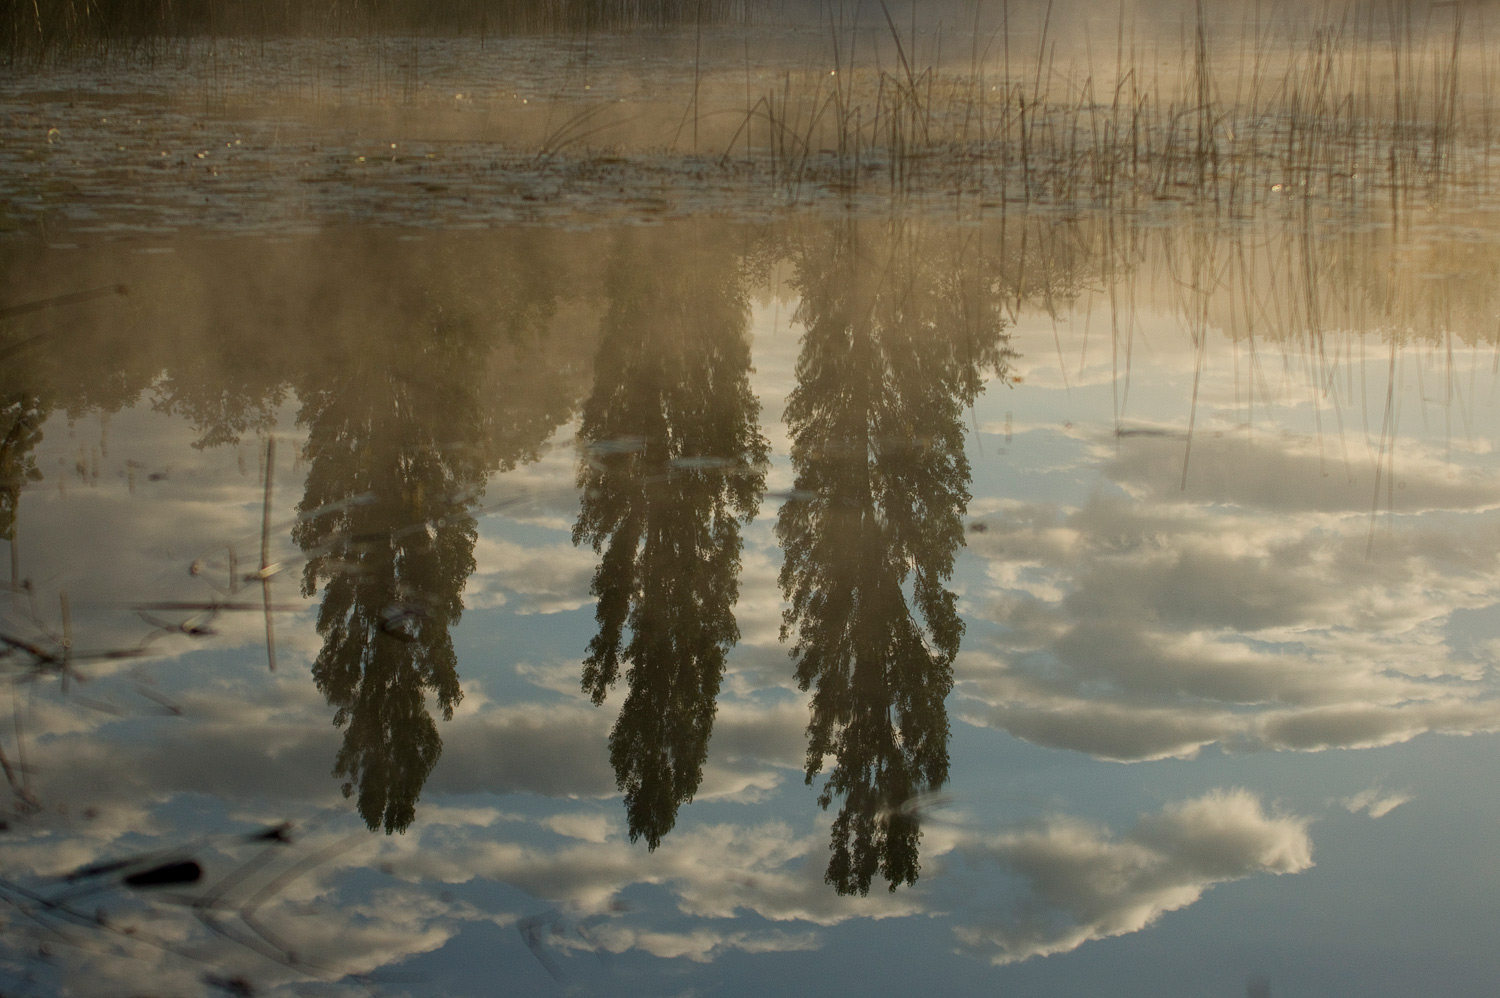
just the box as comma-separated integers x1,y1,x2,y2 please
573,227,769,850
778,220,1013,895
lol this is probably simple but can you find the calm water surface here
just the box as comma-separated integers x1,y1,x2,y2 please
5,23,1500,997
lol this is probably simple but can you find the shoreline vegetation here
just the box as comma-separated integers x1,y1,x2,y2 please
3,0,758,52
4,1,1499,225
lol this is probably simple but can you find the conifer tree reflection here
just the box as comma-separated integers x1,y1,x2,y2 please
573,228,769,850
0,396,45,584
0,278,157,583
0,398,43,539
118,232,586,835
292,320,491,835
778,220,1012,895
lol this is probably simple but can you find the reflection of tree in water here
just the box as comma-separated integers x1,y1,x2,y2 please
0,278,159,583
293,325,485,834
778,220,1012,895
292,265,581,834
0,397,45,556
573,228,768,850
0,234,592,834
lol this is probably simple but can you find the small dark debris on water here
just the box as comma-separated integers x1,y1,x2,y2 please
67,855,140,882
204,974,256,997
123,859,202,889
250,821,294,843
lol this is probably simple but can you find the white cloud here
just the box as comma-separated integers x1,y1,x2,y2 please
954,790,1312,965
543,811,614,843
479,437,584,532
380,818,918,927
958,455,1500,760
466,534,596,614
427,702,615,797
588,924,820,962
1103,432,1500,515
514,658,594,698
1339,787,1413,819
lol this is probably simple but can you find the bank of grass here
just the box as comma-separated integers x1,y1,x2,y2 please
7,0,1500,225
730,0,1498,218
1,0,754,57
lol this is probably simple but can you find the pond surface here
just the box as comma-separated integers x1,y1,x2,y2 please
5,16,1500,998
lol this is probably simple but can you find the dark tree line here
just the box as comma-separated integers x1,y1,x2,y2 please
4,221,1018,874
